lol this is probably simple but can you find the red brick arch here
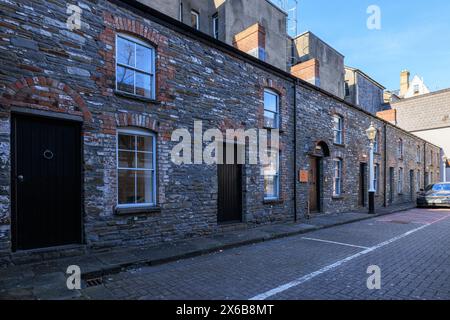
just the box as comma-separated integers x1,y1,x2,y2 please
112,16,167,47
1,77,93,122
115,112,159,132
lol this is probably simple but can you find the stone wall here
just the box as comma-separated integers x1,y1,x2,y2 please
345,69,384,115
0,0,295,260
0,0,442,262
296,84,441,217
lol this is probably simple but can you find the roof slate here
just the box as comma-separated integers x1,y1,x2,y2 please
390,88,450,132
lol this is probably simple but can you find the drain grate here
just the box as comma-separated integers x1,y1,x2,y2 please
85,277,103,287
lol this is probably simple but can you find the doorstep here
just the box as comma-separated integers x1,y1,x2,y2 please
0,203,414,299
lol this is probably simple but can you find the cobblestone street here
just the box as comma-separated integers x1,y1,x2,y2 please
77,208,450,300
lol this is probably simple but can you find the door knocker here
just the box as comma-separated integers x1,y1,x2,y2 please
43,149,54,160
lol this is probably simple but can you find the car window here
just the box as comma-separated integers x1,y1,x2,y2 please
425,184,434,191
432,184,450,191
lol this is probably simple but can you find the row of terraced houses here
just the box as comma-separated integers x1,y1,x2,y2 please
0,0,443,265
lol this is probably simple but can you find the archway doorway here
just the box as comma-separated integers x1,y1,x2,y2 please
308,141,330,214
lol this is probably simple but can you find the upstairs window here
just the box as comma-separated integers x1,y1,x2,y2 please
344,81,350,97
373,130,379,153
264,89,279,129
116,34,155,99
333,115,343,145
416,145,421,163
191,10,199,30
397,138,403,159
212,13,219,39
414,84,420,94
117,129,156,207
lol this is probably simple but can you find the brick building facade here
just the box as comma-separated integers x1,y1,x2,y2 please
0,0,441,265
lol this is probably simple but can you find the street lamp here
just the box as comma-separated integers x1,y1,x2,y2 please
443,155,448,182
366,122,377,214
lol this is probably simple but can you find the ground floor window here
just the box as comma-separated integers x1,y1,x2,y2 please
398,167,404,194
416,170,421,191
333,158,343,196
263,151,279,200
117,128,156,207
374,164,379,194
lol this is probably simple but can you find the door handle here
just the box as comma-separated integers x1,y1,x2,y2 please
17,175,24,182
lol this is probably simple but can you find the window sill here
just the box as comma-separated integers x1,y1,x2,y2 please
115,205,161,216
333,143,345,148
263,126,280,131
114,90,160,104
263,199,283,205
332,196,344,200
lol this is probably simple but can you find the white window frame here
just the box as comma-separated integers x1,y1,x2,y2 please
263,89,279,129
416,145,421,163
373,130,379,153
264,151,280,200
212,13,219,39
333,115,343,145
333,158,343,196
374,164,379,193
416,170,421,191
116,128,157,208
191,10,199,30
398,139,403,159
115,33,156,99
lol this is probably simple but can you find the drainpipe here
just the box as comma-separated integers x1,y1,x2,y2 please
383,123,387,207
424,142,427,186
293,79,298,222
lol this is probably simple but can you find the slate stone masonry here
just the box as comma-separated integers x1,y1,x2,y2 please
0,0,441,264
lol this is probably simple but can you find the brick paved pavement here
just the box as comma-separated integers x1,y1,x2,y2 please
76,208,450,300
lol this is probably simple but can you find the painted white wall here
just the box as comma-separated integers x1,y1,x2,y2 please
404,75,430,98
412,127,450,182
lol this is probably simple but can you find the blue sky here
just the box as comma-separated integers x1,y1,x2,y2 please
292,0,450,91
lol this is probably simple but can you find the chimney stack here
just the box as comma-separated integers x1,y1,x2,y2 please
400,70,410,97
233,23,266,62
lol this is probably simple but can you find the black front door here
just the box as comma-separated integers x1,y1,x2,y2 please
217,143,242,223
359,163,367,207
12,115,82,251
